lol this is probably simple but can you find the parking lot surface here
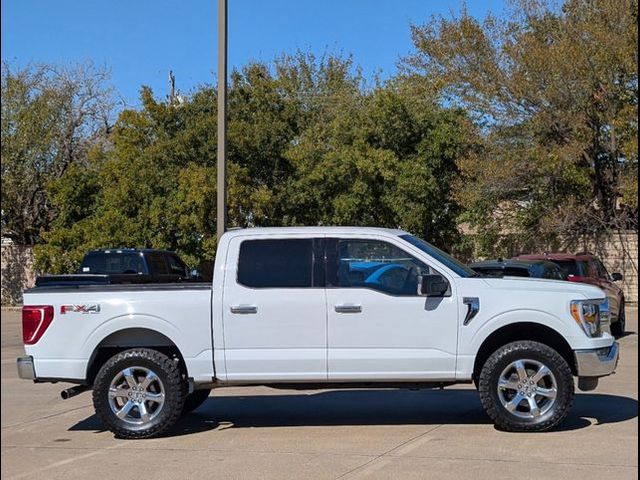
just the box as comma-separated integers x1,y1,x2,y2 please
1,307,637,479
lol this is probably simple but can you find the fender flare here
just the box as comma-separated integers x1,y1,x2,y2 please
467,308,578,355
82,314,185,379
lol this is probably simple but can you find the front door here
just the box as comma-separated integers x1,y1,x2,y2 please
326,236,459,380
222,235,327,381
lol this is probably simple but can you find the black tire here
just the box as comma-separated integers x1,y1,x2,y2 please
92,348,186,439
182,389,211,415
611,298,626,337
478,341,574,432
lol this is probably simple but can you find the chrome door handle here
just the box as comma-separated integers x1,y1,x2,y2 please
335,304,362,313
230,305,258,314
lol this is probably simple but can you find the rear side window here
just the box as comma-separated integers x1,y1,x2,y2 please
238,239,313,288
147,253,169,275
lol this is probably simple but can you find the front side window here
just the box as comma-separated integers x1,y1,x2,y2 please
399,234,476,277
327,239,444,296
238,239,313,288
595,260,609,279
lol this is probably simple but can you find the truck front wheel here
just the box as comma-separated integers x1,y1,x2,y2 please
478,341,574,432
92,348,186,439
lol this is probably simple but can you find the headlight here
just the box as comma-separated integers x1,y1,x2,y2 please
570,300,603,337
599,299,611,330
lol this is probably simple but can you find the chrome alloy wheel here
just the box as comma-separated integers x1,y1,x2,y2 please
108,366,165,425
497,359,558,419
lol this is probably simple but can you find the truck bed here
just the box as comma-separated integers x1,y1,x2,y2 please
22,284,215,383
26,282,212,293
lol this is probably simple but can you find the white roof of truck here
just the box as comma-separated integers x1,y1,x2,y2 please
222,226,410,237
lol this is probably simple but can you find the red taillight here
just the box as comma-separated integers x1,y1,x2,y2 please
22,305,54,345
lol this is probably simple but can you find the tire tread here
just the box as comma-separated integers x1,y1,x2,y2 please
92,348,186,439
478,340,574,432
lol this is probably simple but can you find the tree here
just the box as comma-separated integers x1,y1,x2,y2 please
35,53,473,273
405,0,638,254
1,62,112,244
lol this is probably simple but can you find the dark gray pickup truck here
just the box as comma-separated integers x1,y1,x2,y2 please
35,249,203,287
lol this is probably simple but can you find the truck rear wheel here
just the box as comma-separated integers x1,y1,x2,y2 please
182,388,211,415
478,341,574,432
92,348,186,439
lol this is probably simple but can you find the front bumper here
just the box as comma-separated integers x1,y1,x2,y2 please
16,356,36,380
575,342,619,377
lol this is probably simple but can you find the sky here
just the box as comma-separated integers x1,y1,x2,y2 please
2,0,505,107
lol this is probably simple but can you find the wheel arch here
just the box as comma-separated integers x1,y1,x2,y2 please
85,328,188,386
472,322,577,383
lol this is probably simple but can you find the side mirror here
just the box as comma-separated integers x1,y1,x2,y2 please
190,269,203,280
611,272,623,282
418,274,449,297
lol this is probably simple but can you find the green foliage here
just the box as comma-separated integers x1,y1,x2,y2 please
1,62,112,245
14,0,636,273
33,53,472,273
406,0,638,255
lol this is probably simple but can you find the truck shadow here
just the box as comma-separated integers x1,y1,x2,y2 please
69,389,638,437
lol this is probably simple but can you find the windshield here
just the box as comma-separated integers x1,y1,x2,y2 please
400,234,476,278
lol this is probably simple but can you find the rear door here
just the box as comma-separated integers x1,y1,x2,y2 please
221,235,327,381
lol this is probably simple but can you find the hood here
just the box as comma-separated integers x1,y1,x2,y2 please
480,277,605,299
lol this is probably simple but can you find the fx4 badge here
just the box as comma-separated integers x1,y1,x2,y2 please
60,304,101,314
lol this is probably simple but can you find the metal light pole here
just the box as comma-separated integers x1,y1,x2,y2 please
216,0,228,241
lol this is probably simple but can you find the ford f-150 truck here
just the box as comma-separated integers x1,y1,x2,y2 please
17,227,619,439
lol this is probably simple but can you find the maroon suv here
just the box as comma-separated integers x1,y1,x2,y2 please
515,252,626,336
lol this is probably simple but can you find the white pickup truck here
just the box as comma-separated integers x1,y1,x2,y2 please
17,227,619,438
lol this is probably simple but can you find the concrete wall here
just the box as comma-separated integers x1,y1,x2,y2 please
581,232,638,303
1,245,35,306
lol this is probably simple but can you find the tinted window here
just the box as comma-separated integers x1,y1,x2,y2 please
550,260,587,277
147,253,169,275
166,254,187,276
595,260,609,279
80,252,145,274
471,267,506,278
502,267,530,277
543,265,564,280
238,239,313,288
400,234,476,277
328,239,444,296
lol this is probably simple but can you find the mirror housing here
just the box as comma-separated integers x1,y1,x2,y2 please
418,274,449,297
611,272,623,282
